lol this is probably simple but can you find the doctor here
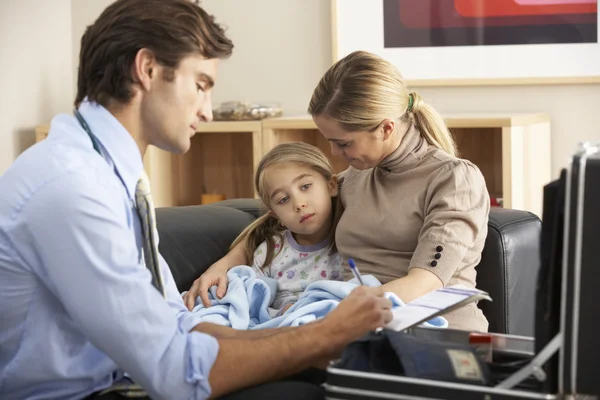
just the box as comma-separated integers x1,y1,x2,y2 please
0,1,392,399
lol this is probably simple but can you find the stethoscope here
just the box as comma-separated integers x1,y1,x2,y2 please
74,109,102,155
73,108,131,200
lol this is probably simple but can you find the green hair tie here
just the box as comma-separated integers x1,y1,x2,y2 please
407,93,414,112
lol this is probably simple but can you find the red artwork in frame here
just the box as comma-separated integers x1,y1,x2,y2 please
384,0,597,48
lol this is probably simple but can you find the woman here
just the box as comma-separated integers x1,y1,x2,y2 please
185,51,490,332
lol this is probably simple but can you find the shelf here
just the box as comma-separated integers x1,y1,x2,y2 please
145,121,262,207
35,124,50,142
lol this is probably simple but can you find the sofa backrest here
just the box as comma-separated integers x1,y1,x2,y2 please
156,204,256,294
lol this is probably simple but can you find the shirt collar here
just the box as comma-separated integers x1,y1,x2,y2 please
377,123,428,174
77,100,144,200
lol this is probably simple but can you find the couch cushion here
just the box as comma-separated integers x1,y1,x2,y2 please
156,205,256,292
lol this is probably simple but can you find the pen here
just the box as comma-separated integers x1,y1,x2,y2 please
347,258,365,286
349,258,385,334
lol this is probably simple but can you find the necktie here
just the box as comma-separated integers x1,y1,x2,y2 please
135,170,165,297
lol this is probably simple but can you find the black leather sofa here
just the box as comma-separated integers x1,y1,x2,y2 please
156,199,542,336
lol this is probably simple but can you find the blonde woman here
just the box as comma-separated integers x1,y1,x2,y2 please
187,51,490,332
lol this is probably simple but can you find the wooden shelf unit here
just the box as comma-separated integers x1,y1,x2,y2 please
34,112,550,216
261,113,551,217
144,120,262,207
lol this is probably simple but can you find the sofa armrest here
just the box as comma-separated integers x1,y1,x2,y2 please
476,208,541,336
156,204,258,293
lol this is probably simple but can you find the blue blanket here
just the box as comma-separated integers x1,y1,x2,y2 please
184,266,448,330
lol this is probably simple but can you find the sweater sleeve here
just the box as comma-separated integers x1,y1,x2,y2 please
409,160,490,285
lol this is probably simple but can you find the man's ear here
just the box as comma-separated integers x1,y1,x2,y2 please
328,174,339,197
380,119,396,141
131,48,157,92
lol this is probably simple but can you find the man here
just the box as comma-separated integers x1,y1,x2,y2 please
0,1,392,399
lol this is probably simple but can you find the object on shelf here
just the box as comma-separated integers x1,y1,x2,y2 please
213,101,283,121
201,193,226,205
491,197,504,208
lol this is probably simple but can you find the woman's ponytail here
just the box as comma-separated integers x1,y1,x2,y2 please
408,91,458,157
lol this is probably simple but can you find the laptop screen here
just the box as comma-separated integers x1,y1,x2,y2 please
534,169,566,394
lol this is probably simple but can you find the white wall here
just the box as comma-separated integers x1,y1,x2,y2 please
71,0,115,93
200,0,333,116
0,0,73,174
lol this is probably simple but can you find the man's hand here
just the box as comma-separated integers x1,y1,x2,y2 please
205,285,393,398
321,286,393,352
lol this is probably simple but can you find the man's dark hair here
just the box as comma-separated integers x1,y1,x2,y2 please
74,0,233,107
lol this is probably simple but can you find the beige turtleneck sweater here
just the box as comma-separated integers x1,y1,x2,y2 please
336,124,490,332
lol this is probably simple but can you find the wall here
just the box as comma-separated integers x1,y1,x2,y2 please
0,0,73,174
71,0,115,93
200,0,333,117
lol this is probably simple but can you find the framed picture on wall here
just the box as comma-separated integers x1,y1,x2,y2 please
331,0,600,86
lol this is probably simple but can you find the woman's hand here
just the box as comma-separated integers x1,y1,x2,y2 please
379,268,442,303
183,263,229,310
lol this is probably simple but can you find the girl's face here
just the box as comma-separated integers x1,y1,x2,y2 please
263,163,338,246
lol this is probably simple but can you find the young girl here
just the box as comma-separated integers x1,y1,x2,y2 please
197,142,345,316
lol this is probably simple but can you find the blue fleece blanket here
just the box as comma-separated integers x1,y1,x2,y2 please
184,265,448,330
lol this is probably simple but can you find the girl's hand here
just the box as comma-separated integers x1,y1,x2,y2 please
183,263,229,310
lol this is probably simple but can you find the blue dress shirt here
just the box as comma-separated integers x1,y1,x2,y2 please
0,101,219,400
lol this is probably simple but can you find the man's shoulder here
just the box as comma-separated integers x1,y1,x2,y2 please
0,119,121,220
7,115,96,174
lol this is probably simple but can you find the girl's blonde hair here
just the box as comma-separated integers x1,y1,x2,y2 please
308,50,457,157
230,142,343,270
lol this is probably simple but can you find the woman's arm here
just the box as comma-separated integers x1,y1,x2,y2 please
379,268,442,303
382,160,490,303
